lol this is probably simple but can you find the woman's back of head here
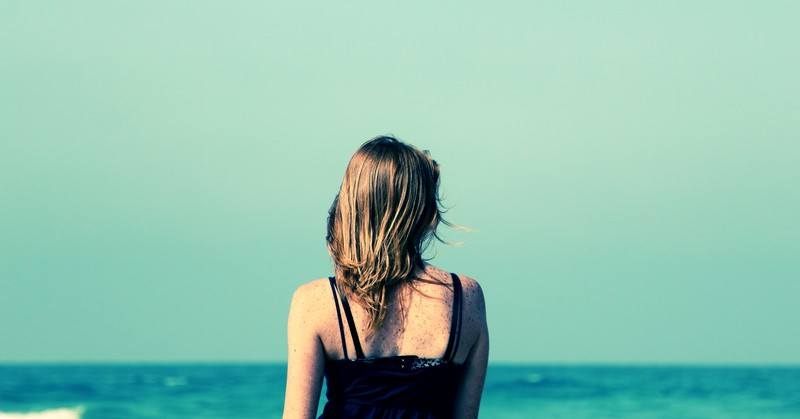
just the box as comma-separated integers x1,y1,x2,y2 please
326,135,459,338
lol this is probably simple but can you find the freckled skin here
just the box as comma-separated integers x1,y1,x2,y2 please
315,264,480,363
283,262,489,419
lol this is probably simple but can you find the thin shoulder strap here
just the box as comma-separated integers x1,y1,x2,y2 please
333,277,366,360
328,276,349,360
443,273,463,362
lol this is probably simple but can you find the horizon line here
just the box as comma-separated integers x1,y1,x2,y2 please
1,360,798,368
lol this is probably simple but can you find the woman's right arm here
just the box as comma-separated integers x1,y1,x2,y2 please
453,279,489,419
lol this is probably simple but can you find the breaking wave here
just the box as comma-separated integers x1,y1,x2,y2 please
0,407,83,419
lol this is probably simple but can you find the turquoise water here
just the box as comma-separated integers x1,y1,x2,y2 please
1,364,798,418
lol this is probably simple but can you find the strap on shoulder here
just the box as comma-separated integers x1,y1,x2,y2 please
328,276,349,360
443,273,463,362
337,280,366,359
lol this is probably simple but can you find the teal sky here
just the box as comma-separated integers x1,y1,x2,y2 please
1,1,798,364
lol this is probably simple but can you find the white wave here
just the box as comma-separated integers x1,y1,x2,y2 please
0,407,83,419
524,373,543,383
163,376,187,387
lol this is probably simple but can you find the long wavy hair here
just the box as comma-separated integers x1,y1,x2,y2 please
326,135,459,339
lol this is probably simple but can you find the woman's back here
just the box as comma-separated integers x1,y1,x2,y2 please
321,266,464,419
319,264,477,364
317,264,487,419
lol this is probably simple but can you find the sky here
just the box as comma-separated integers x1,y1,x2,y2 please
1,1,798,364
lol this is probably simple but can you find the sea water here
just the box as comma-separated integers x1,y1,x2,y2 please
1,364,798,418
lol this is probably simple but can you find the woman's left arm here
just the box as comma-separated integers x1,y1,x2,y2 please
283,283,325,419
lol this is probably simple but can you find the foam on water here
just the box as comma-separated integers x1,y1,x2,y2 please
0,408,83,419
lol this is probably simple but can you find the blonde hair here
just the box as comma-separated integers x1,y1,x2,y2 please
326,135,457,338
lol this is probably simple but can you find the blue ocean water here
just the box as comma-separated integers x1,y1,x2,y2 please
0,364,798,418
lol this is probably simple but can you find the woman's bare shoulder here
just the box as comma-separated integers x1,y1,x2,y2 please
422,265,483,303
452,273,487,319
289,277,336,322
293,276,332,294
454,273,480,291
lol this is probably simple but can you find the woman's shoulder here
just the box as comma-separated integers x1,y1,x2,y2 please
291,276,338,301
451,272,486,318
415,265,486,319
292,276,332,296
452,271,481,293
288,277,337,320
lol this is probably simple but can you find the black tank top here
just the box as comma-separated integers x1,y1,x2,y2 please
319,273,466,419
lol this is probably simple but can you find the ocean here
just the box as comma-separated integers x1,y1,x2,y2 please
1,364,798,418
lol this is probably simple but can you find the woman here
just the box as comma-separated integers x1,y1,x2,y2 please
283,136,489,419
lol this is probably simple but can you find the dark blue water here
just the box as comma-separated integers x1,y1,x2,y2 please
1,364,798,418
